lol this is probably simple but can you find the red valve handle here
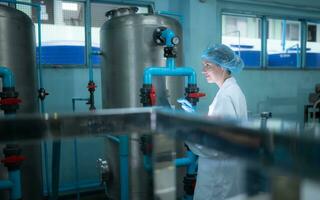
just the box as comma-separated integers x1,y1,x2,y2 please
150,85,156,106
0,98,22,105
1,155,26,165
188,93,206,98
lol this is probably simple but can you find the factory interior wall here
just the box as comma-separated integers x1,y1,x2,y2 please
41,0,320,193
182,0,320,124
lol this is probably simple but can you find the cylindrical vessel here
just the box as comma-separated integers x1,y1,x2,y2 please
0,5,42,200
100,8,184,199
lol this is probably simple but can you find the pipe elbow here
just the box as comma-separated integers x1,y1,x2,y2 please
0,66,15,88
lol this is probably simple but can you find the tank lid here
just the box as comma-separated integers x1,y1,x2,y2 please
105,7,138,20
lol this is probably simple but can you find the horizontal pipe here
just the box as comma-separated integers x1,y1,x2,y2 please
143,67,197,85
0,66,15,88
175,150,197,172
0,180,13,190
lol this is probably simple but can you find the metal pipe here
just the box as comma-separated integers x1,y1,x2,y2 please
0,66,15,88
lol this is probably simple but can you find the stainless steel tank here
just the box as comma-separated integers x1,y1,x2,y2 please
0,5,42,200
100,7,184,200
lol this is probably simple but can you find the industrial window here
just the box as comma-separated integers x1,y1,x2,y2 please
308,24,317,42
221,13,320,69
267,19,301,68
306,22,320,68
28,0,87,66
222,15,261,68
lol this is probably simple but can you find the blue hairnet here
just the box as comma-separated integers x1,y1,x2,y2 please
201,44,244,74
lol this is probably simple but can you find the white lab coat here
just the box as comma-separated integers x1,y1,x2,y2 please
193,77,248,200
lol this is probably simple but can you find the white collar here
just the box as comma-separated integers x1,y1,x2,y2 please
220,76,236,90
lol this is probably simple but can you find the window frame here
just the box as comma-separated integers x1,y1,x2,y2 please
221,12,316,70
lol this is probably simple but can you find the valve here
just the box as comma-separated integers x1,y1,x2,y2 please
140,84,156,106
153,27,167,45
38,87,49,100
2,144,25,170
87,81,96,111
0,87,21,114
183,174,197,196
185,84,206,106
140,135,153,155
97,158,111,183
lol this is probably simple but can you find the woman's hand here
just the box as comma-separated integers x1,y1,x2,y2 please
177,98,195,113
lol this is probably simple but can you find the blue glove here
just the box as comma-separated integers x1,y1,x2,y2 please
177,98,195,113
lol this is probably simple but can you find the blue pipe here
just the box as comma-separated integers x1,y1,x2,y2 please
175,150,197,174
43,141,51,197
74,139,80,200
36,5,43,90
143,28,197,85
167,58,175,69
0,180,13,190
143,154,152,171
9,170,22,200
0,66,15,88
162,28,175,47
143,67,197,85
85,0,93,82
0,170,22,200
282,20,286,52
119,136,129,200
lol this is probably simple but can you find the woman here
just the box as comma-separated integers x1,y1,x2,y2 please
180,44,247,199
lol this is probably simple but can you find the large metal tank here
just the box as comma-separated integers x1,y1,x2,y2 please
100,7,184,200
0,5,42,200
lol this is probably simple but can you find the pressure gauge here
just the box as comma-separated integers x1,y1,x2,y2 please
172,36,180,45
